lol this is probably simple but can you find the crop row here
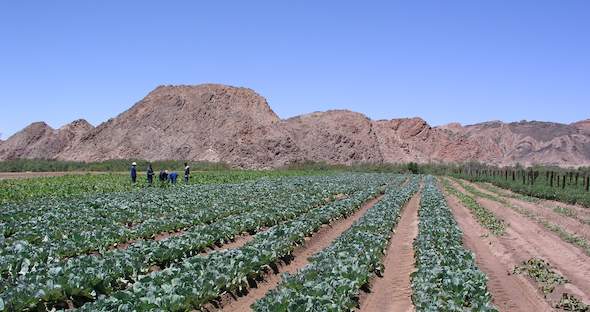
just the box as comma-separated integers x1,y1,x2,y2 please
452,173,590,208
454,178,590,256
440,178,506,236
3,179,296,248
0,175,399,311
73,177,404,311
1,174,370,284
253,176,420,311
411,176,497,311
0,170,329,205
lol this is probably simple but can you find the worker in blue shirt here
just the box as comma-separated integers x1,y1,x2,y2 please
169,171,178,184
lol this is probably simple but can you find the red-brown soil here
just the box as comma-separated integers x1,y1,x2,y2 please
445,191,552,311
449,180,590,307
480,182,590,222
213,195,385,312
464,180,590,241
358,191,421,312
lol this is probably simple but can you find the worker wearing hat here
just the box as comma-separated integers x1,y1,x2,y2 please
184,162,190,184
130,162,137,184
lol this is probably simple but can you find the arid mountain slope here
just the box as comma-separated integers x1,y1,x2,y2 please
58,84,304,168
0,119,93,160
573,119,590,135
1,84,588,168
373,118,488,164
444,121,590,167
283,110,382,164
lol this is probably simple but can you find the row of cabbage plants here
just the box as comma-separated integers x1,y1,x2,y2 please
411,176,497,311
1,174,400,311
74,178,403,311
0,174,369,283
252,176,420,311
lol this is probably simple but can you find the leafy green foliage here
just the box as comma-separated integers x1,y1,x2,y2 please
451,171,590,208
252,177,420,311
407,162,420,174
0,159,230,172
2,175,394,311
411,176,497,312
512,258,567,295
553,206,577,218
555,293,589,311
0,170,334,205
73,176,403,311
454,179,590,256
441,178,506,236
1,178,324,277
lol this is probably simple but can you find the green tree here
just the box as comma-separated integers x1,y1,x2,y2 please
407,162,420,174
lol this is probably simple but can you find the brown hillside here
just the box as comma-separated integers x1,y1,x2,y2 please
0,119,93,160
57,84,304,168
284,110,382,164
1,84,588,168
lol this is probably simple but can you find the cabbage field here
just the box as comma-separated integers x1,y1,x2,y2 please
1,172,588,311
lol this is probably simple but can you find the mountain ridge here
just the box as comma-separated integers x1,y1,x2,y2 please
1,83,588,168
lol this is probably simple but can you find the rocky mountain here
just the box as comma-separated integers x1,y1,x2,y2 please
284,110,382,165
0,119,93,160
56,85,303,168
572,119,590,135
1,84,588,168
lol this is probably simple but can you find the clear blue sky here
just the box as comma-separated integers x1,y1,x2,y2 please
1,1,589,139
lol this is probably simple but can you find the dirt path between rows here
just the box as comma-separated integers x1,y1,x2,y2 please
462,180,590,241
445,192,551,311
358,191,421,312
450,180,590,306
215,194,385,312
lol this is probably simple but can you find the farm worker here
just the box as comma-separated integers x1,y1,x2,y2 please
130,162,137,183
159,170,169,184
184,162,190,184
169,171,178,184
147,163,154,186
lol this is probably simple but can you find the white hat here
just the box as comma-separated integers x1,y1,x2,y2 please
132,162,137,166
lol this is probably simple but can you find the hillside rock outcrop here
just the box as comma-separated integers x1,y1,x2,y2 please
284,110,382,164
57,84,304,168
0,119,93,160
1,83,588,168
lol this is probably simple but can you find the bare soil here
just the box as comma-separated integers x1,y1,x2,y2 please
450,180,590,307
445,191,552,311
200,233,256,255
213,195,385,312
153,229,187,241
464,180,590,241
480,182,590,222
358,191,421,312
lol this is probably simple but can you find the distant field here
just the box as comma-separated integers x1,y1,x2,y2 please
0,170,335,205
0,171,111,180
452,170,590,208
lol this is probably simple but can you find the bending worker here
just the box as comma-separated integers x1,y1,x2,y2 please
169,171,178,184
